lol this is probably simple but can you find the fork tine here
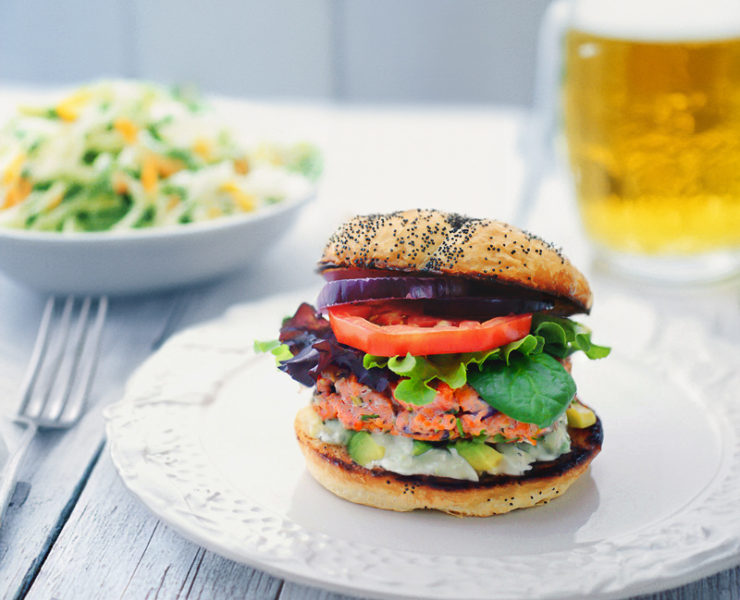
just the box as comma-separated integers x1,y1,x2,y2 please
16,296,57,418
56,296,108,426
1,295,108,528
26,296,75,420
42,297,92,422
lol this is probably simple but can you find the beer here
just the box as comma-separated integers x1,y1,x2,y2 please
563,1,740,256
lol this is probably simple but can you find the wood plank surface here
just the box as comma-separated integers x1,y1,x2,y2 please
279,583,355,600
26,450,358,600
24,449,285,600
631,571,740,600
0,285,186,600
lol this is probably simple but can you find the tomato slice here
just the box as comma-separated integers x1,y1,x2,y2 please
327,301,532,356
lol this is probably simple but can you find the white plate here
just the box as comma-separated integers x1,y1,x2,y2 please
105,291,740,600
0,193,312,295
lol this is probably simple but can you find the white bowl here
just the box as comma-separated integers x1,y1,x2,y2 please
0,193,312,295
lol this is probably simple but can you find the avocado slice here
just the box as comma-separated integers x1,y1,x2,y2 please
412,440,433,456
347,431,385,466
455,440,503,472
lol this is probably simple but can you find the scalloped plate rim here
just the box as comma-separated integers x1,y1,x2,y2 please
105,291,740,600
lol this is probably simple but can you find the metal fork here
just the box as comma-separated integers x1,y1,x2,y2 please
0,295,108,527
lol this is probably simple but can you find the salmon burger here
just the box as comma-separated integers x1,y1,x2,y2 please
259,209,609,517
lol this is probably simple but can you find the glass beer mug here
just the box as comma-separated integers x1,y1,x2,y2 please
540,0,740,282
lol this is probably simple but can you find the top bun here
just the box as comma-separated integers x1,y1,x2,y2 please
318,209,592,313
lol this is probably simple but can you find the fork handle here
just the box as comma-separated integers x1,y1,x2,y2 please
0,422,38,528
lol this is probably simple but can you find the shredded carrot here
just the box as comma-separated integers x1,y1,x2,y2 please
141,157,159,194
153,155,184,178
233,157,249,175
15,177,30,203
2,154,25,186
2,177,32,209
167,195,180,210
112,172,128,195
113,118,139,144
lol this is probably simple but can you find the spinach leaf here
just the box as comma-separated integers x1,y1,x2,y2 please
467,353,576,428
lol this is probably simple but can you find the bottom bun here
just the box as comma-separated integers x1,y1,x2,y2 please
294,405,603,517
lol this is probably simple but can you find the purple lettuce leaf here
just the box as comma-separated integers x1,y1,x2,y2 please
278,303,395,392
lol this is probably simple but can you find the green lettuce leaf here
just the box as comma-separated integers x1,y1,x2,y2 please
253,339,293,364
364,353,467,405
532,314,610,359
394,377,437,405
467,353,576,428
354,315,608,413
362,335,545,405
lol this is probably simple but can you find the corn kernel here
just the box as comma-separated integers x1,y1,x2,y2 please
566,403,596,429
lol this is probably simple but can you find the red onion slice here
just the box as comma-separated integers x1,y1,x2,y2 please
317,277,471,311
413,297,554,319
321,268,400,281
316,277,554,318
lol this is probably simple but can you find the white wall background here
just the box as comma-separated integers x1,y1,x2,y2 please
0,0,549,105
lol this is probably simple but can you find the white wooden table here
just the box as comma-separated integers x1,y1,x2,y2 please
0,102,738,600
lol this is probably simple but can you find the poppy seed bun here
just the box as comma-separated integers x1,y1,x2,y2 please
319,209,592,313
294,406,603,517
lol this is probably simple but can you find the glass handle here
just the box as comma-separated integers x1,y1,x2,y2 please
514,0,572,227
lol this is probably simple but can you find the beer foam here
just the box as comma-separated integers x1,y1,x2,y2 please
572,0,740,42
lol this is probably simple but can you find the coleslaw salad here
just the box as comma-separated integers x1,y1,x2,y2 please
0,80,321,232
